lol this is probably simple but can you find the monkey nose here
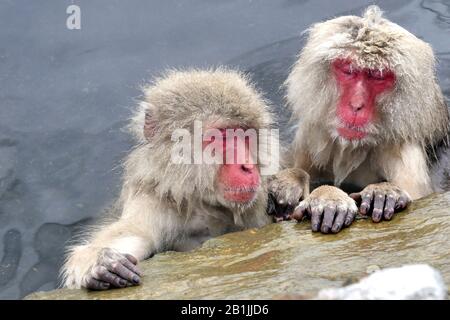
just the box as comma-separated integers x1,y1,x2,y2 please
349,101,365,112
241,163,255,173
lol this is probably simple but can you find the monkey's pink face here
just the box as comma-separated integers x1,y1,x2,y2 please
332,59,396,140
204,128,261,204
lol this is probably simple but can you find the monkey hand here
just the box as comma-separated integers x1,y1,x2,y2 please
292,185,358,234
82,248,142,290
267,168,310,222
349,182,411,223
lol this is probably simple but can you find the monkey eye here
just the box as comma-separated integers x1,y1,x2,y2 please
337,64,358,77
332,60,360,79
341,67,354,75
368,69,387,80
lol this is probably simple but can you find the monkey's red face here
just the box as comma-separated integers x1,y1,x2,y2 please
218,162,260,203
204,128,261,204
332,59,396,140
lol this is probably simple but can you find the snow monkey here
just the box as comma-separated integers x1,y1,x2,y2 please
268,6,450,233
62,69,277,290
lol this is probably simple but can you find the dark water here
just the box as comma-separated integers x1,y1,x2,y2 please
0,0,449,299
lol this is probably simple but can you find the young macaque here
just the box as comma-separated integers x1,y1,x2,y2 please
62,69,277,289
269,6,450,233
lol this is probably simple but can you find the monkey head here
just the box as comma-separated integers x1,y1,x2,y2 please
128,69,274,213
286,5,448,148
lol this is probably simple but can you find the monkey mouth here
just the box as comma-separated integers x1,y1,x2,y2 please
222,186,258,203
337,125,368,140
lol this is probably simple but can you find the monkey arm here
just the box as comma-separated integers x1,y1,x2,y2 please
61,194,180,289
377,143,433,200
61,218,152,289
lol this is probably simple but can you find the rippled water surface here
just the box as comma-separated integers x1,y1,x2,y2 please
0,0,449,299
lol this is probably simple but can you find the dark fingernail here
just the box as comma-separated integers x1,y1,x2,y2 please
119,279,126,286
102,283,109,288
332,224,341,233
385,211,394,220
133,276,140,284
372,209,382,222
360,205,368,214
321,226,330,234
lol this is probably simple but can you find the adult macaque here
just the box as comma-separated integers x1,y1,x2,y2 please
269,6,449,233
62,69,277,290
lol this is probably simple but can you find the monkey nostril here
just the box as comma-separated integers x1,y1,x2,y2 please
241,164,254,173
350,102,365,112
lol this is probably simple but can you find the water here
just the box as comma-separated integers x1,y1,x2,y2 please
0,0,449,299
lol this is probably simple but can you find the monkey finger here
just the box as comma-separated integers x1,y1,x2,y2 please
383,194,396,220
359,192,373,215
86,278,110,291
321,206,336,234
344,209,356,227
109,262,141,285
349,192,362,203
122,257,143,277
124,253,138,265
95,266,128,288
372,192,386,223
291,203,307,221
395,195,410,210
311,206,324,232
332,208,347,233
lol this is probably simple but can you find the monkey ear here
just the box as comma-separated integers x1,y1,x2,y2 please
144,110,157,141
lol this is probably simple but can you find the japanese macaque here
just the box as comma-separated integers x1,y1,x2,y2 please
61,69,276,290
269,6,450,233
